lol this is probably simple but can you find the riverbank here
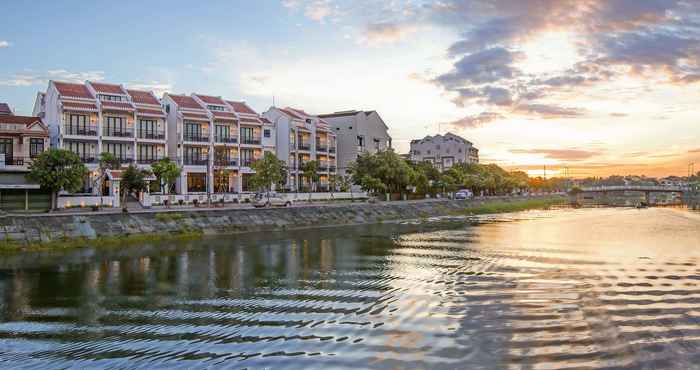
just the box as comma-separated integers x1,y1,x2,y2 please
0,195,565,253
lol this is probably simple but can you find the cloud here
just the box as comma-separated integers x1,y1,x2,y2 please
360,22,418,46
610,112,628,117
446,112,505,129
0,69,105,86
126,81,173,96
510,148,603,161
513,103,586,118
282,0,336,23
434,47,522,88
0,41,9,48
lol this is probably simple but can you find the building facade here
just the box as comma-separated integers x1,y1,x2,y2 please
34,81,167,194
409,132,479,171
318,110,391,176
263,107,337,191
163,93,269,194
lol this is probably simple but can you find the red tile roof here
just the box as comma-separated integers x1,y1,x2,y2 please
137,108,166,117
0,115,44,128
62,101,98,111
168,94,204,110
260,117,272,124
54,81,94,99
195,94,227,106
182,112,210,121
101,101,134,111
127,89,161,105
239,116,262,124
0,103,12,115
279,107,304,119
212,111,237,119
227,101,258,115
90,82,125,95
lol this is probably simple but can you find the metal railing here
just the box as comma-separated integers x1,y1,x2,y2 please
184,134,210,142
183,156,209,166
329,147,336,154
0,156,31,166
137,156,165,164
240,137,261,145
137,130,165,140
103,127,134,138
329,166,337,172
78,156,97,164
215,159,238,167
297,143,311,151
316,145,328,152
64,125,98,136
240,159,260,167
215,135,238,144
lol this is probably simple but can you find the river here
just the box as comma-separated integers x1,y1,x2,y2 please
1,207,700,369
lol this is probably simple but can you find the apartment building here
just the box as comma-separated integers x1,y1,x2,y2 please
318,110,392,176
163,94,268,194
0,104,50,210
34,81,166,194
263,107,337,191
409,132,479,171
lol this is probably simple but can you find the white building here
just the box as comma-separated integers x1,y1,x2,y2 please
409,132,479,171
34,80,167,194
318,110,391,176
162,93,269,194
263,107,337,191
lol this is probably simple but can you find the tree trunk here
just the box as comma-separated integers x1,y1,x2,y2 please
50,191,57,212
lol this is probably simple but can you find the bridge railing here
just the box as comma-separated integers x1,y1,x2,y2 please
580,185,688,192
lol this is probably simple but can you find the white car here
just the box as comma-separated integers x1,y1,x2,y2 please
454,189,473,200
253,193,293,208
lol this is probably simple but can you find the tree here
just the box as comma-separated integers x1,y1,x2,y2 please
27,149,88,211
349,150,415,196
213,148,233,193
94,152,121,195
151,157,181,194
300,160,320,193
120,165,152,211
249,152,287,193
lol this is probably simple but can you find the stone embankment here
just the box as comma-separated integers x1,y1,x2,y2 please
0,196,565,250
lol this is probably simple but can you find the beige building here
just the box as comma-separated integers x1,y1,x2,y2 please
318,110,391,176
409,132,479,171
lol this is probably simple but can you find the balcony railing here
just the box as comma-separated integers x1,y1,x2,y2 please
329,147,336,154
184,134,209,142
137,156,165,164
215,159,238,167
103,127,134,138
215,135,238,144
316,145,328,152
114,157,134,164
240,159,260,167
240,137,261,145
329,166,337,172
297,143,311,151
64,125,98,136
318,163,328,171
137,130,165,140
76,155,97,164
0,156,31,166
184,156,209,166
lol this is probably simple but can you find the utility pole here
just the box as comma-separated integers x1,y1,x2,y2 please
543,165,547,180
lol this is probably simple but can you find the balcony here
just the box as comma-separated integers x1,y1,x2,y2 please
103,127,134,138
184,156,209,166
215,135,238,144
184,134,210,143
330,166,337,172
240,137,261,145
329,147,336,154
215,159,238,167
240,158,259,167
77,155,97,164
114,156,134,165
137,130,165,140
64,125,98,136
316,145,328,153
297,143,311,151
137,156,165,165
318,163,328,171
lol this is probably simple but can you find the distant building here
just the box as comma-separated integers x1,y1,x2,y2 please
409,132,479,171
0,103,13,116
263,107,337,191
318,110,391,176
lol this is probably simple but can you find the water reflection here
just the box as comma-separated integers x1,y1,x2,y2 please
1,208,700,369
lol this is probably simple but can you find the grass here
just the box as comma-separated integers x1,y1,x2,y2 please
453,197,566,216
154,212,184,222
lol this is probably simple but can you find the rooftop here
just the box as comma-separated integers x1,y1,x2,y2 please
0,103,12,115
227,101,258,116
127,89,161,105
167,94,205,110
53,81,94,99
195,94,227,106
0,114,45,128
89,81,125,95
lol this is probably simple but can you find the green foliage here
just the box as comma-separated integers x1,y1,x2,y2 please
349,150,414,194
27,149,89,209
120,165,152,209
151,157,181,193
250,152,287,192
93,152,121,195
300,160,320,192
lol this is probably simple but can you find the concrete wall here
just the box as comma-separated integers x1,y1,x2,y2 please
0,196,560,245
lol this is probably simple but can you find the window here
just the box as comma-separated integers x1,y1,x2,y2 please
139,119,156,137
207,105,225,111
105,116,126,136
98,94,123,102
264,129,271,138
68,114,89,134
104,142,130,160
240,127,254,143
187,173,207,193
348,126,352,130
30,138,44,158
138,144,156,161
240,148,254,166
0,138,12,161
374,138,380,151
215,125,230,139
357,135,365,147
184,122,202,140
67,141,92,160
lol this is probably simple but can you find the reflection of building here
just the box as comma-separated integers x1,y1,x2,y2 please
263,107,337,191
409,132,479,171
318,110,392,176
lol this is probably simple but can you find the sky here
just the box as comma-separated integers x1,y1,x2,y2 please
1,0,699,178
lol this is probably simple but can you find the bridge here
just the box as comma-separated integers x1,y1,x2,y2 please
580,185,688,193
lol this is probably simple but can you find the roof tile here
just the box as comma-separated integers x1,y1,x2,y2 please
54,82,94,99
127,89,161,105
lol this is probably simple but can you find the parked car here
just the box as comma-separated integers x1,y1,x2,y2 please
254,192,293,208
454,189,473,200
